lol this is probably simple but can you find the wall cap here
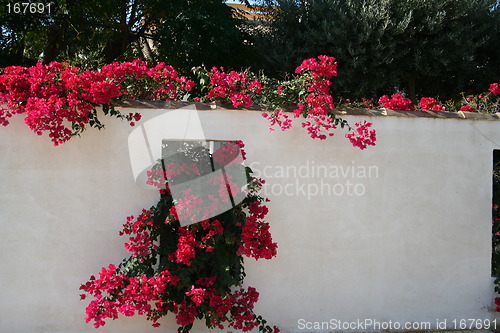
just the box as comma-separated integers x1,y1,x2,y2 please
115,100,500,121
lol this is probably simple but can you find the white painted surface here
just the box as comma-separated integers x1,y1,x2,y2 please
0,107,499,332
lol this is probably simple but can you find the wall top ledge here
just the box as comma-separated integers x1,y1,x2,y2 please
115,100,500,121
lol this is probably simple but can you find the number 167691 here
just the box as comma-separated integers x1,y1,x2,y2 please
7,2,52,14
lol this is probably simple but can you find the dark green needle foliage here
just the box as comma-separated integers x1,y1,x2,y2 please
254,0,500,100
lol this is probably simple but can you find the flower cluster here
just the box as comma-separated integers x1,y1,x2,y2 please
262,110,292,132
260,55,378,146
238,201,277,259
490,83,500,95
98,60,195,100
460,105,477,112
0,60,194,145
79,265,179,328
376,82,500,114
457,83,500,114
120,210,158,259
378,92,415,110
295,55,338,78
300,114,338,140
81,140,279,333
419,97,445,111
170,226,198,265
292,55,337,138
345,121,377,150
206,67,262,108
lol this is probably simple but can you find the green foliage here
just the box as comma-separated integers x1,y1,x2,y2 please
254,0,500,100
0,0,126,67
152,0,255,72
0,0,254,70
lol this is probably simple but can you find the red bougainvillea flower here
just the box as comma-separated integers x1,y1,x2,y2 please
460,105,477,112
489,83,500,95
378,93,415,110
271,55,344,142
186,286,206,307
262,110,292,132
419,97,445,111
345,121,377,150
0,60,194,145
206,67,261,108
301,114,337,140
81,140,278,332
293,55,337,118
295,55,338,78
263,55,376,148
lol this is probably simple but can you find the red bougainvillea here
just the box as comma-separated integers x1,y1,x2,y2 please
261,55,376,148
378,92,414,111
419,97,445,111
0,59,194,145
80,141,279,333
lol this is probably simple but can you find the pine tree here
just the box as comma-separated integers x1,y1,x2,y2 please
256,0,500,100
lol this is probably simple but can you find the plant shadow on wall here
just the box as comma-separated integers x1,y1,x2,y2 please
79,140,279,333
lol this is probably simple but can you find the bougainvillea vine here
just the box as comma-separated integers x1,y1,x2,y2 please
80,140,279,333
0,59,194,145
0,56,379,148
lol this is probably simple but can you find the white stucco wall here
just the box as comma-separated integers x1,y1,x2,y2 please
0,105,499,333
